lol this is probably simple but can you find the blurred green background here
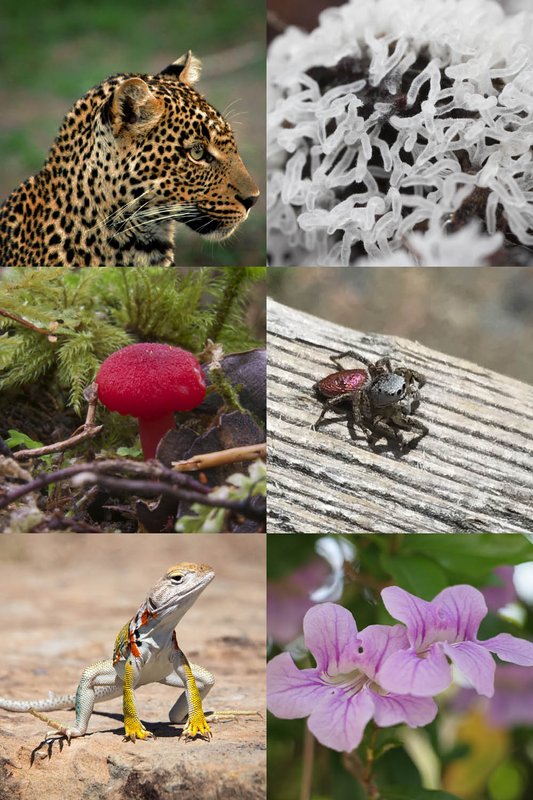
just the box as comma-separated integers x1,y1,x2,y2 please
0,0,265,265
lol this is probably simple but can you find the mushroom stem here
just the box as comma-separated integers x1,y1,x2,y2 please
138,413,176,460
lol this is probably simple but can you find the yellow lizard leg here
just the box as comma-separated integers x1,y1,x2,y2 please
122,659,153,742
182,662,211,740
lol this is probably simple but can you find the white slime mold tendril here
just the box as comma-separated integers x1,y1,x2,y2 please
267,0,533,266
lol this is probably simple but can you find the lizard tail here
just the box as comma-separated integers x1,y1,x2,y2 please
0,684,121,713
0,692,76,712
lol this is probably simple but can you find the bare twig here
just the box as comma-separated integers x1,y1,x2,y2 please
0,308,59,337
0,460,206,509
13,383,102,460
72,472,264,521
172,443,266,472
0,458,265,521
13,426,103,460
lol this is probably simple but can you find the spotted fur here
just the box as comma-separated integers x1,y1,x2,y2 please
0,53,259,266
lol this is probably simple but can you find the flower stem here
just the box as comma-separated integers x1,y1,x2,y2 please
300,725,315,800
365,725,381,799
342,726,381,800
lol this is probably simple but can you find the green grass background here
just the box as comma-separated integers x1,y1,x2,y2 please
0,0,265,265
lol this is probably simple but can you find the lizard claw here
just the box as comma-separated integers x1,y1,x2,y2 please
182,715,212,741
123,718,154,742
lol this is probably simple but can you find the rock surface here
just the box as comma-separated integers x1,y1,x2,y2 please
0,535,266,800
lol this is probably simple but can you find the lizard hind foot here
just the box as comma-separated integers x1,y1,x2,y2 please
29,707,81,743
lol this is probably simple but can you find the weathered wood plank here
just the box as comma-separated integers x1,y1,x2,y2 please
267,298,533,533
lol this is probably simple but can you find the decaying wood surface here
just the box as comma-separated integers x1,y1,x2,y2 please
267,298,533,534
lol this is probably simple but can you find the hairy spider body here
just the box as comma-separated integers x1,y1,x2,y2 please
312,350,428,449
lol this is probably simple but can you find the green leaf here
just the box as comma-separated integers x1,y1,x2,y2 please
401,535,533,581
116,446,142,458
380,552,449,599
375,746,422,790
6,429,44,449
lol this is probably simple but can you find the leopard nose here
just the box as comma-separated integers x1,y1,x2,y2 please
236,192,259,211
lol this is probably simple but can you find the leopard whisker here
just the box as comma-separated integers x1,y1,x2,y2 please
113,206,199,237
221,97,242,118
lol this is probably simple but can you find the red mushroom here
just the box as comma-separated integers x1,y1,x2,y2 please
95,343,206,459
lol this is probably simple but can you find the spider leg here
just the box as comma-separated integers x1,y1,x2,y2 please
392,415,429,437
329,350,374,371
365,418,404,446
311,392,356,429
396,367,426,389
374,357,393,373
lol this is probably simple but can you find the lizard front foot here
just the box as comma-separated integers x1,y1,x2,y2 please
123,717,154,742
182,712,212,741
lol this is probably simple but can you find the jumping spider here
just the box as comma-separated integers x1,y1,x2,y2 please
312,350,428,450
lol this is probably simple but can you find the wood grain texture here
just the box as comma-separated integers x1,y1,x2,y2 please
267,298,533,533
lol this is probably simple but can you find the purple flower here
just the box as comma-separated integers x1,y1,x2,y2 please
378,585,533,698
267,603,437,752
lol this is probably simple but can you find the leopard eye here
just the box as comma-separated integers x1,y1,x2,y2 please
189,143,205,161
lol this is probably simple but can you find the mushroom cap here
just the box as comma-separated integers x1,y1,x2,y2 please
96,343,206,420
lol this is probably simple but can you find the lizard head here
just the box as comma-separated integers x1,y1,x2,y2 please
142,562,215,624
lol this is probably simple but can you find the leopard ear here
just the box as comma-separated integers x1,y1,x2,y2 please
110,77,164,136
159,51,202,86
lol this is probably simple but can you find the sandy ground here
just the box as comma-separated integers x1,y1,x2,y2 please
0,535,265,800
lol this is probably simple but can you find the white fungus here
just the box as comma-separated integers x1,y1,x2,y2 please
267,0,533,265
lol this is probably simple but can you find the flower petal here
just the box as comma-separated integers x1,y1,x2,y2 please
382,585,487,649
267,652,328,719
307,685,375,752
381,586,442,650
480,632,533,666
433,585,487,641
355,623,410,680
443,641,495,697
303,602,360,673
371,691,438,728
377,643,451,696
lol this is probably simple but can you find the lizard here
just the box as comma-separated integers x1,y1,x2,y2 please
0,562,218,743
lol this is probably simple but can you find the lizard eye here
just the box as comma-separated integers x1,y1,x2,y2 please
170,574,184,584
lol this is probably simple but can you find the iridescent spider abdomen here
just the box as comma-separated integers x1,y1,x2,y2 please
315,369,368,398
